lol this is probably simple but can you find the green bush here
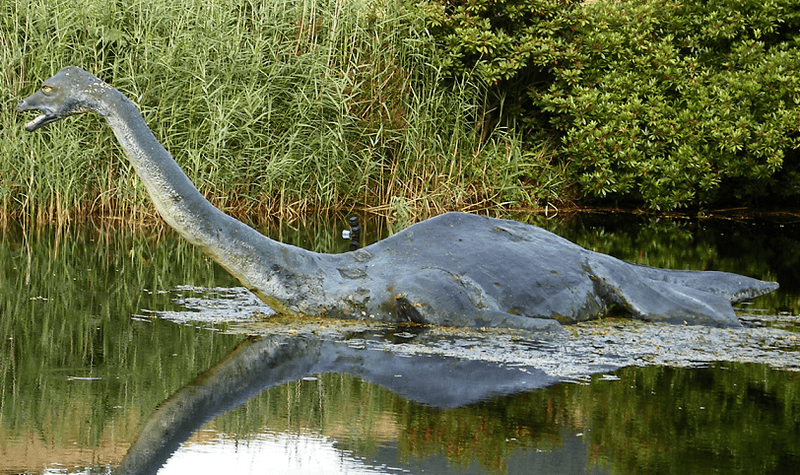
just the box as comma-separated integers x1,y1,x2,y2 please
542,0,800,210
418,0,800,210
413,0,581,83
413,0,583,133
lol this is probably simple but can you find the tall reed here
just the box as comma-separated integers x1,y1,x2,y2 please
1,0,560,226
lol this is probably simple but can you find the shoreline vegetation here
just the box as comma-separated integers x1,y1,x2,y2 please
3,0,560,228
3,0,799,227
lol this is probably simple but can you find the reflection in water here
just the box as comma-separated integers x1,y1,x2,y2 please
113,331,561,474
159,427,608,475
115,327,800,475
1,215,799,475
160,431,393,475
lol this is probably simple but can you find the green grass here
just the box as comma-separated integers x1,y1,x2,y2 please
1,0,562,226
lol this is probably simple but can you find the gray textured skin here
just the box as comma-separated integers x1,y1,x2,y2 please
18,66,779,330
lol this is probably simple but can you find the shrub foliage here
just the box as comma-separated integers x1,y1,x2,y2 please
417,0,800,210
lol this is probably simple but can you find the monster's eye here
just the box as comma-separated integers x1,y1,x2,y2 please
42,85,54,95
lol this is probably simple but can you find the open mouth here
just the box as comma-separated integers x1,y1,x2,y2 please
22,113,58,132
17,100,59,132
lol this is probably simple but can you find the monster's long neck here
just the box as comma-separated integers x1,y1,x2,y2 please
100,92,323,314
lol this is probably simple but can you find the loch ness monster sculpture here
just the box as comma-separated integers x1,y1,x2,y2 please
17,66,779,330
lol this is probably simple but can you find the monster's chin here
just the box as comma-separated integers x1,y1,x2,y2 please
23,113,58,132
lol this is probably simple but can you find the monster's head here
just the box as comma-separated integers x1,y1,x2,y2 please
17,66,112,131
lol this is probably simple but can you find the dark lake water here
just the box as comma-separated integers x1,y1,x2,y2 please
1,212,799,475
